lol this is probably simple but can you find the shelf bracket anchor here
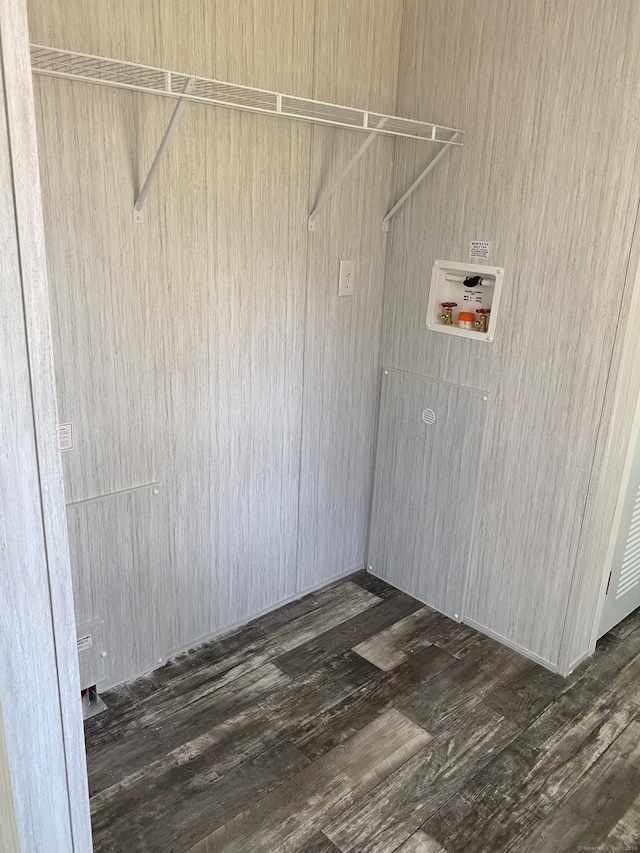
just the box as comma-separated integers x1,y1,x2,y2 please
133,77,195,223
308,118,387,231
382,132,461,232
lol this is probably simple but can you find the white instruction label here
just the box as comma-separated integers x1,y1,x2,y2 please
58,422,73,451
470,241,490,260
77,633,93,652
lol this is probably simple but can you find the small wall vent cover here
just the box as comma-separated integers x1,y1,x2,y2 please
422,408,436,425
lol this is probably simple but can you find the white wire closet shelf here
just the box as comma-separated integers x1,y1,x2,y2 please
30,44,463,143
30,44,465,225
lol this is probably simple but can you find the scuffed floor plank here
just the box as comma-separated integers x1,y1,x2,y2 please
290,645,454,760
323,704,519,853
354,607,488,671
601,790,640,848
395,831,446,853
571,624,640,687
87,663,292,794
520,720,640,852
93,740,310,853
275,594,421,679
283,648,384,701
422,689,635,852
86,579,381,757
185,709,431,853
483,662,566,727
90,672,357,824
353,607,442,670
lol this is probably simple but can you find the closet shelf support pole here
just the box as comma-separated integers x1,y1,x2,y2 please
308,118,387,231
382,131,461,231
133,77,195,223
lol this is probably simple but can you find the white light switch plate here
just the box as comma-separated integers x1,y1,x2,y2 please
338,259,355,297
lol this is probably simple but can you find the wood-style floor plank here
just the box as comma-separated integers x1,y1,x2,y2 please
353,607,443,670
483,662,567,727
265,582,383,656
602,790,640,848
89,666,362,818
353,607,488,671
184,709,431,853
323,704,519,853
572,622,640,687
411,638,533,701
395,641,533,738
395,831,446,853
422,688,635,852
286,648,384,701
84,571,640,853
93,740,310,853
294,832,342,853
86,579,380,746
275,593,421,679
594,641,640,706
88,662,292,794
520,720,640,852
346,569,407,600
425,620,489,659
290,645,454,760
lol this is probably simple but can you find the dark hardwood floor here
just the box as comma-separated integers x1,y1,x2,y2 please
85,571,640,852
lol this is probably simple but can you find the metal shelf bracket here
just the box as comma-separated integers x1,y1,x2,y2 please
308,118,387,231
133,77,195,223
382,131,461,231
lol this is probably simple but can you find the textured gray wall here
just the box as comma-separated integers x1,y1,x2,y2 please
28,0,404,688
382,0,640,669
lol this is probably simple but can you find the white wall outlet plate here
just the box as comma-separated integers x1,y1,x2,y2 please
426,260,504,342
339,259,355,296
